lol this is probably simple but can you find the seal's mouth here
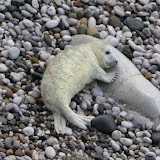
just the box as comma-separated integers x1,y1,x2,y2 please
107,60,118,67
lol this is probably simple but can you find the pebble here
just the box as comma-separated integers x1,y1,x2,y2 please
23,19,34,28
46,20,59,29
91,115,117,134
91,85,103,97
114,6,125,17
23,41,32,51
120,138,133,146
125,17,144,31
45,146,56,159
88,17,96,27
23,127,34,136
8,47,20,59
121,121,133,129
111,130,122,140
47,6,56,16
0,63,8,72
110,140,120,151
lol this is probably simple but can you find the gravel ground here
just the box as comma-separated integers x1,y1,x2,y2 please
0,0,160,159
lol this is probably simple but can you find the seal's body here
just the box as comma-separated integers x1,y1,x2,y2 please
41,41,118,134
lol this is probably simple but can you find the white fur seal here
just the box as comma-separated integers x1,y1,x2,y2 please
41,41,118,134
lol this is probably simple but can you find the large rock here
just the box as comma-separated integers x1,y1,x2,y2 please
70,35,160,124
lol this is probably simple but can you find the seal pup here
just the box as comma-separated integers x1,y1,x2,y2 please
41,41,118,134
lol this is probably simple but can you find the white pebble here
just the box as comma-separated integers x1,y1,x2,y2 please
91,85,103,97
95,96,106,104
45,146,56,159
128,40,146,52
23,19,34,28
47,6,56,16
32,0,39,9
13,97,22,105
106,0,117,6
23,42,32,51
46,20,59,29
88,17,96,27
110,140,120,151
143,137,152,143
121,121,133,129
8,47,20,59
0,63,8,72
138,0,149,5
111,130,122,140
10,72,23,82
114,6,125,17
105,35,119,47
120,138,133,146
107,25,116,36
40,51,51,61
23,127,34,136
62,35,72,41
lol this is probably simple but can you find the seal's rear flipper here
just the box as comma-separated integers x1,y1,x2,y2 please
53,113,67,134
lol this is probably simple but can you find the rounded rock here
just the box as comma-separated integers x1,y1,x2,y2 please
8,47,20,60
111,130,122,140
120,138,133,146
23,42,32,51
46,20,59,29
23,127,34,136
91,115,117,134
23,19,34,28
0,63,8,72
45,146,56,159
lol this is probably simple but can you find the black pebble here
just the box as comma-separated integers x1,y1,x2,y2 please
91,115,117,134
151,132,160,145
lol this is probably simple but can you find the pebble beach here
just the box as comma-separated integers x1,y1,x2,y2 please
0,0,160,159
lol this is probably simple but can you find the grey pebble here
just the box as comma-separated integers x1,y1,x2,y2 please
23,127,34,136
8,47,20,59
25,3,37,14
0,63,8,72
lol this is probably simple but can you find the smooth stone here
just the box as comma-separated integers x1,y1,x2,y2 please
32,0,39,9
87,27,98,36
121,121,133,129
23,19,34,28
45,146,56,159
88,17,96,27
105,0,117,6
0,116,7,124
25,3,37,14
110,140,120,151
91,85,104,97
47,6,56,16
138,0,149,5
46,20,59,29
6,113,14,120
13,97,22,105
77,24,87,34
0,63,8,72
151,132,160,145
111,130,122,140
108,16,122,28
120,138,133,146
62,35,72,41
12,12,23,20
95,146,103,154
105,36,119,47
125,17,144,31
23,41,32,51
114,6,125,17
23,127,34,136
91,115,117,134
8,47,20,59
5,137,13,149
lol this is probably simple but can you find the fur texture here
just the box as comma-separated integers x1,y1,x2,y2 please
41,41,118,134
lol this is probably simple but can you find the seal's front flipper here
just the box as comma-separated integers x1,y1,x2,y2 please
53,113,66,134
91,67,119,83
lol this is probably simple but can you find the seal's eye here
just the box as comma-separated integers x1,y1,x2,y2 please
105,50,110,54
